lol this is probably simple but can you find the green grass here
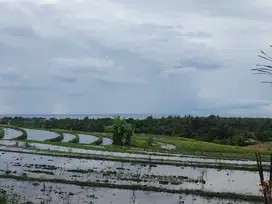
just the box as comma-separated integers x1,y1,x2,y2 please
135,134,270,161
69,133,79,143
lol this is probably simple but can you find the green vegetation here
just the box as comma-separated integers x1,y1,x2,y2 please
0,189,18,204
0,127,4,139
90,136,103,145
2,114,272,147
105,116,134,146
69,133,79,143
1,116,272,161
13,128,27,140
0,125,268,161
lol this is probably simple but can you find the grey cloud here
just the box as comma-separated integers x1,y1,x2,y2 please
183,31,211,38
174,57,221,70
0,25,36,37
67,92,87,97
0,0,270,115
52,75,77,83
0,84,47,91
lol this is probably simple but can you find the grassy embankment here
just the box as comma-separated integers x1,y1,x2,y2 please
134,134,270,161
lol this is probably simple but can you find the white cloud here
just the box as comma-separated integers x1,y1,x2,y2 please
0,0,271,115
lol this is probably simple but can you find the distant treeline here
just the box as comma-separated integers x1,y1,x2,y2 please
1,115,272,146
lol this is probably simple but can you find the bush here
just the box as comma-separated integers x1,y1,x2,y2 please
0,128,4,139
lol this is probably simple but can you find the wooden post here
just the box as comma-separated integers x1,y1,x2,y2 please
256,153,269,204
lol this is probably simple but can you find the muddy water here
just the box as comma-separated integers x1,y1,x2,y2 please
78,134,98,144
3,128,22,139
0,151,264,196
102,137,113,145
62,133,76,142
0,178,260,204
24,128,59,141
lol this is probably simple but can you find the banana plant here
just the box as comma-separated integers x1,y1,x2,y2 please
105,116,134,146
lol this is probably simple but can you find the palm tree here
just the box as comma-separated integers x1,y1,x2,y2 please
252,45,272,83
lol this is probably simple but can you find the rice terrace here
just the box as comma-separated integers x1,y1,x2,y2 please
0,115,271,203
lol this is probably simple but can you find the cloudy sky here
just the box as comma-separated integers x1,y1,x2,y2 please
0,0,272,116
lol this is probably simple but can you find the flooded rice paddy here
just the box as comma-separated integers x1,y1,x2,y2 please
0,151,263,196
102,137,113,145
78,134,98,144
3,128,22,140
0,140,265,167
0,178,259,204
62,133,76,142
24,128,59,141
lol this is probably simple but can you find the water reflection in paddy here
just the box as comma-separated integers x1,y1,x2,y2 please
3,128,22,140
24,128,59,141
78,134,98,144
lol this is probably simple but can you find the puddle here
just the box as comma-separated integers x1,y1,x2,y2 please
3,128,22,140
0,178,258,204
62,133,76,142
102,137,113,145
24,128,59,141
78,134,98,144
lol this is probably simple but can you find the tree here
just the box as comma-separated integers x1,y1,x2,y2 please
252,45,272,83
124,123,134,146
106,116,135,146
